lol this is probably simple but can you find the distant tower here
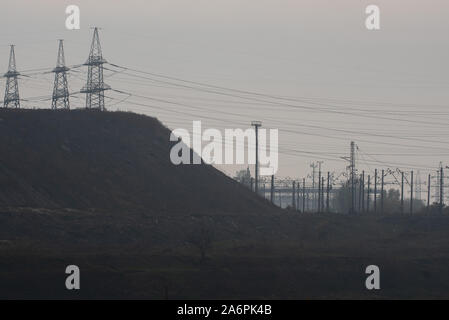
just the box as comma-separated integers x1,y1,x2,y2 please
81,27,110,110
3,45,20,108
52,40,70,110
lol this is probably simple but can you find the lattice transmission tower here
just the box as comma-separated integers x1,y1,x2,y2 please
81,27,110,110
52,40,70,110
3,45,20,108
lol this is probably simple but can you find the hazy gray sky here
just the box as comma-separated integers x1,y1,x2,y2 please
1,0,448,186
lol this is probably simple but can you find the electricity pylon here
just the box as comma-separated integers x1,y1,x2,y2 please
3,45,20,108
81,27,110,110
52,40,70,110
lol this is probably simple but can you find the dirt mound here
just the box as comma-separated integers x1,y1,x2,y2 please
0,109,275,215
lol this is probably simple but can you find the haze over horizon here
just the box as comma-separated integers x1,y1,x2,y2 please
1,0,448,180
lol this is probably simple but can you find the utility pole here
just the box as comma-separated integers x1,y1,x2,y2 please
279,187,282,207
317,161,324,212
374,169,378,213
52,40,70,110
318,170,322,213
358,174,363,212
381,169,384,214
270,175,274,203
326,172,330,213
435,167,441,202
306,184,309,212
292,181,296,210
81,27,110,110
251,121,262,196
302,178,306,213
297,182,300,211
440,165,444,214
310,162,318,211
361,171,365,212
3,45,20,108
321,176,325,212
427,173,431,209
367,175,371,212
410,170,414,215
401,171,404,214
350,141,356,214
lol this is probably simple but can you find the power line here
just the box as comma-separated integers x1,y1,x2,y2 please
108,63,449,127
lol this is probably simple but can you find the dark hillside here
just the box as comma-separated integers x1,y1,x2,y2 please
2,109,449,300
0,109,275,215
